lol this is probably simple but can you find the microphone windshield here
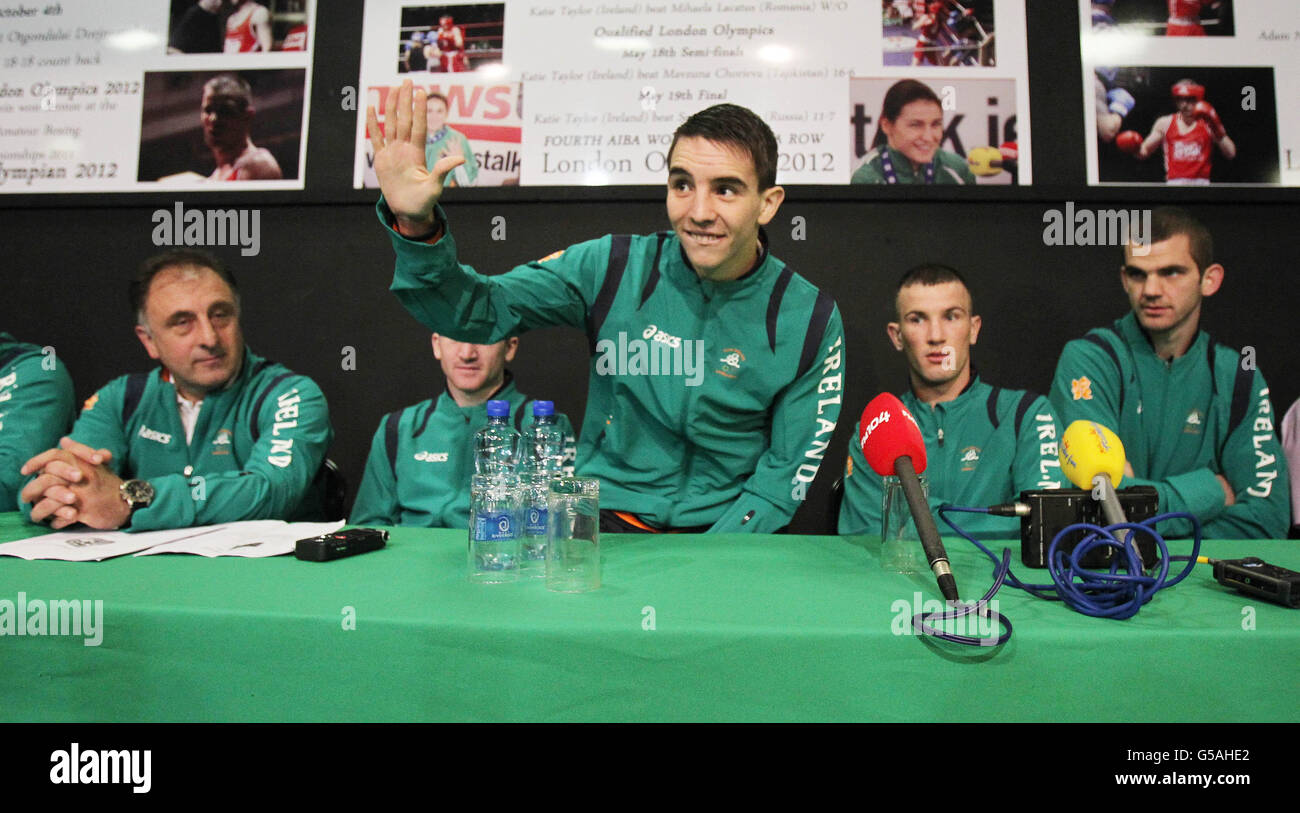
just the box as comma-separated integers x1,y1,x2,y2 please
1059,420,1126,490
859,392,928,477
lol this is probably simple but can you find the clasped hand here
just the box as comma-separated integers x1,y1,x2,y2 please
19,437,129,530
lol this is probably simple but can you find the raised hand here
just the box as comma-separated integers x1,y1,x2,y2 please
366,79,467,236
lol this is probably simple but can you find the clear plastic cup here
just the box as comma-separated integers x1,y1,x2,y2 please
546,478,600,592
881,474,927,574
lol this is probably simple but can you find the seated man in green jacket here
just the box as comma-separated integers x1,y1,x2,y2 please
367,82,844,533
350,332,574,527
839,264,1064,539
20,249,333,531
1,333,76,511
1049,207,1289,539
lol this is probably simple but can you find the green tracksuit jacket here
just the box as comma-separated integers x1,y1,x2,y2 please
850,146,976,184
350,376,576,528
381,203,845,532
838,375,1065,539
66,348,333,532
1049,313,1289,539
1,334,76,510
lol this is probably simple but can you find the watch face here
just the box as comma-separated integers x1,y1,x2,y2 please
122,479,155,507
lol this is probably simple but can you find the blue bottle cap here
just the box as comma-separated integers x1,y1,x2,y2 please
532,400,555,417
486,399,510,417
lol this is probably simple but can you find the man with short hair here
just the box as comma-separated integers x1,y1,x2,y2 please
20,249,333,531
1049,207,1289,539
366,83,844,533
350,333,574,527
201,73,282,181
839,264,1063,538
1,333,75,510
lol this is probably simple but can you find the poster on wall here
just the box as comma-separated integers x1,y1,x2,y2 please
1082,0,1296,186
354,0,1031,188
0,0,315,194
356,3,520,188
852,0,1026,185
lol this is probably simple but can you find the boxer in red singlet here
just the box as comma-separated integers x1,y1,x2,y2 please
224,0,271,53
201,74,283,181
1114,79,1235,185
1165,0,1221,36
430,15,468,72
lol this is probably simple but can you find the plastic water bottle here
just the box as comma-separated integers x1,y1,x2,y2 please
474,399,521,475
520,401,565,575
469,400,521,582
521,401,566,475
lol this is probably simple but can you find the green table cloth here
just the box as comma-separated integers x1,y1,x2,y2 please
1,513,1295,722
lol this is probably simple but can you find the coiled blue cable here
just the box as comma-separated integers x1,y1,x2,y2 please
938,505,1203,620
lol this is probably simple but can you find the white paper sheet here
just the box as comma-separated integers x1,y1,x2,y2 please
134,520,344,558
0,520,344,561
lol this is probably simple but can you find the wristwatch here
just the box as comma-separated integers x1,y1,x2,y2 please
120,479,155,516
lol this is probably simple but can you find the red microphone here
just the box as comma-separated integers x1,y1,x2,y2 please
860,392,927,477
859,393,958,601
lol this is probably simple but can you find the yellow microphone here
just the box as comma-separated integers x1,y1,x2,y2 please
1060,420,1137,551
1059,420,1125,491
